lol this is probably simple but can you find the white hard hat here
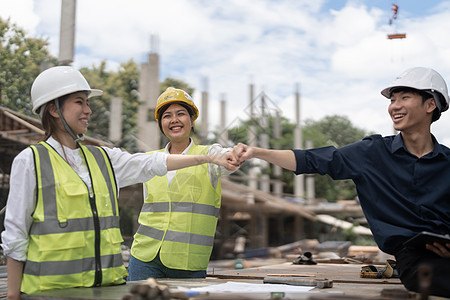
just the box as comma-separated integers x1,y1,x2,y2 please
31,66,103,114
381,67,449,112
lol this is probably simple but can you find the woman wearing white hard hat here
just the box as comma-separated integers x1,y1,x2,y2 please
128,87,238,280
1,67,238,298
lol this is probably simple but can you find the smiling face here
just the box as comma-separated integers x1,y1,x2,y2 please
388,89,435,133
160,103,194,142
59,92,92,136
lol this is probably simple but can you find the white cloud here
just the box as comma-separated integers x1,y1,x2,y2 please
3,0,450,145
0,0,39,34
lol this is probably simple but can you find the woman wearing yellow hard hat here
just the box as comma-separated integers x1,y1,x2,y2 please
2,68,238,298
128,87,238,279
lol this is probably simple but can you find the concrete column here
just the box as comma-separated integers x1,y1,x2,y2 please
137,50,160,151
109,96,122,143
260,93,270,192
294,84,305,198
218,95,228,146
59,0,76,65
201,78,209,143
294,215,304,241
248,83,258,190
273,111,283,197
305,140,316,203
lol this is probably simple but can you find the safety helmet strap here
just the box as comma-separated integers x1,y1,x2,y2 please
55,98,85,143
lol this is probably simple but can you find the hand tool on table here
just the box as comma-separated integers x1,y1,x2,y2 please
263,276,333,289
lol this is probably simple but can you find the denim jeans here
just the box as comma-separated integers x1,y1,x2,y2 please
395,246,450,298
127,254,207,281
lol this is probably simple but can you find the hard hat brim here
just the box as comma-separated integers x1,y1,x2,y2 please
89,89,103,98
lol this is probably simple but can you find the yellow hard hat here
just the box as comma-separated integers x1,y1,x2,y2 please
155,87,199,121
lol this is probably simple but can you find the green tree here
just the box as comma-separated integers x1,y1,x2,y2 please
80,62,112,140
80,60,141,152
82,65,196,152
0,17,58,115
223,115,297,192
224,113,370,201
160,78,194,96
302,115,370,201
115,60,140,152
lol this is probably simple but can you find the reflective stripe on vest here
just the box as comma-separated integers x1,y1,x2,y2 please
136,225,215,247
140,202,220,217
24,253,124,276
21,142,126,294
131,144,221,271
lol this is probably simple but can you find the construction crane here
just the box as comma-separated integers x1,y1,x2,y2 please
387,3,406,40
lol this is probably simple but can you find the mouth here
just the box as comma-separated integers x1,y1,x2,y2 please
393,113,406,120
80,118,89,126
169,125,183,132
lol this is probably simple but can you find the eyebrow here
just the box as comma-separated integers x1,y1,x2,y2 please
163,109,187,115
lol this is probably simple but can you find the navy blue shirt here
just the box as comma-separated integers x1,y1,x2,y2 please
293,134,450,255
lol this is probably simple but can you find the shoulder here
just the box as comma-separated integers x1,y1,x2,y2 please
14,147,35,162
436,142,450,156
362,134,390,142
360,134,395,147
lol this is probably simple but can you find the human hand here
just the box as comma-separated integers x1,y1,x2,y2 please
210,151,239,171
425,242,450,258
233,142,255,164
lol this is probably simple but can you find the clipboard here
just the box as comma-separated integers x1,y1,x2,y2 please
403,231,450,249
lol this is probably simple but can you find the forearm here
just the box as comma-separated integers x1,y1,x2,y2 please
166,154,210,171
252,148,297,171
7,257,23,299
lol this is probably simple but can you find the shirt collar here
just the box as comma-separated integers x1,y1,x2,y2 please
391,133,446,158
164,138,195,155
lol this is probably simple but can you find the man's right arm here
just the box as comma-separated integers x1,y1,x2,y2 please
234,143,297,171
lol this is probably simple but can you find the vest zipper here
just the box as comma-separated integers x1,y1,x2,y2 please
79,144,102,287
89,194,102,286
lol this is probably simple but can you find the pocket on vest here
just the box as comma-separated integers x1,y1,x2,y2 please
38,231,87,270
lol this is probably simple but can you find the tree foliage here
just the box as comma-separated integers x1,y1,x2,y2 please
303,115,370,201
223,112,371,201
0,17,58,115
80,60,141,152
160,78,194,96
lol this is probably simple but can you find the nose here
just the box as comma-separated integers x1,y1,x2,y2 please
389,99,400,111
84,103,92,115
169,115,179,123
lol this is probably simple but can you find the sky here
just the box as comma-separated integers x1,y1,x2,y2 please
2,0,450,146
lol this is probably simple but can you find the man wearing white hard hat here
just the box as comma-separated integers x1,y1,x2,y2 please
233,67,450,297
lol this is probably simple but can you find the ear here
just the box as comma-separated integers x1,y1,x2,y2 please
48,103,60,119
427,98,437,113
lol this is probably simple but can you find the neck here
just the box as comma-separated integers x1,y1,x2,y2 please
401,130,434,158
53,132,78,150
168,138,191,154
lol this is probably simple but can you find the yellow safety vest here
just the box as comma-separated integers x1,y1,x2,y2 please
131,145,221,271
21,142,127,294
